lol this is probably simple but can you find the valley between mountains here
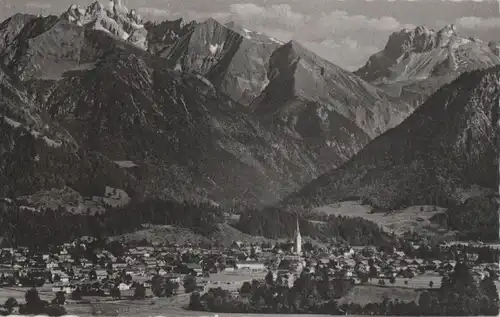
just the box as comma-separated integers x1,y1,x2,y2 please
0,0,498,248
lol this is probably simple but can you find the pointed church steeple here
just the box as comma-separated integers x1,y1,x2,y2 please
295,216,302,255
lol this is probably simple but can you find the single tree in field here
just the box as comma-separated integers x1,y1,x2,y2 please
25,288,41,307
52,292,65,305
189,292,202,310
4,297,18,314
240,281,252,295
110,287,121,299
265,271,274,285
165,280,179,297
134,284,146,299
183,276,197,293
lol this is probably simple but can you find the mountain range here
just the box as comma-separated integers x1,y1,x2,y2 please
0,1,415,211
356,24,500,108
0,1,498,242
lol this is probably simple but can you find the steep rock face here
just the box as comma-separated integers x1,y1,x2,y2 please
161,18,281,106
1,16,86,80
281,66,500,211
145,18,195,56
355,25,500,109
0,13,37,53
252,40,412,140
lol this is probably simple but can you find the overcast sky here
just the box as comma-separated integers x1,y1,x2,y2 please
1,0,499,70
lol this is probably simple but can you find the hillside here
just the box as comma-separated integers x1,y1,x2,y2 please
0,28,384,213
356,24,500,108
238,66,499,242
281,66,499,210
20,47,348,208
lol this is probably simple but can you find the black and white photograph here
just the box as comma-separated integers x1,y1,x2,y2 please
0,0,499,315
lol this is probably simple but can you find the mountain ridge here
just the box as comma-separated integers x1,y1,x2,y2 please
355,24,500,111
280,65,500,211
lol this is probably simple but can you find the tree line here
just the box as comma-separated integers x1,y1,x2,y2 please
236,206,395,246
0,198,224,250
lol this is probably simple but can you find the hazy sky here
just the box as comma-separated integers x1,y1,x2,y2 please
1,0,499,70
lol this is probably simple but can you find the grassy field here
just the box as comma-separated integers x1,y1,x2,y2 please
314,201,451,238
365,273,442,290
338,285,421,306
198,271,267,291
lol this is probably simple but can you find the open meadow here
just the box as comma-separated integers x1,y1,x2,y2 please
314,201,451,238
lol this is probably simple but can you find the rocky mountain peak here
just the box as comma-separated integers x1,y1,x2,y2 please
384,25,437,59
356,23,500,87
86,1,104,16
60,0,147,49
0,13,37,52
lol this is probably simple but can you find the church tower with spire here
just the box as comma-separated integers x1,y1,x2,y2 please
295,217,302,255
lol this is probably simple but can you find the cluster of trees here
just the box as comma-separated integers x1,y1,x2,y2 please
151,275,180,297
148,274,197,298
237,207,395,246
189,270,354,314
0,198,224,249
440,195,499,242
190,262,499,316
0,288,66,316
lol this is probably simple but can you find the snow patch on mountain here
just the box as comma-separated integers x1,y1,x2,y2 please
269,37,284,45
209,43,223,55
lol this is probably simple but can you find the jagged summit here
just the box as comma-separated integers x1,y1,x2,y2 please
61,0,146,48
354,23,500,112
357,23,500,84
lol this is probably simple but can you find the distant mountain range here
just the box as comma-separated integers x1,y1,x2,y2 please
0,1,498,242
